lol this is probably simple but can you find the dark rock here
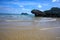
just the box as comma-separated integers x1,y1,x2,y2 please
31,7,60,17
31,9,45,17
44,7,60,17
21,13,28,15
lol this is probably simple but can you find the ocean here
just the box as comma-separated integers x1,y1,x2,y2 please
0,14,60,40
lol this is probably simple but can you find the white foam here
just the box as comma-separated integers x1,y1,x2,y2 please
5,20,33,22
35,18,56,22
40,27,60,30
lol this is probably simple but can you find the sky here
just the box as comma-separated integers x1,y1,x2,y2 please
0,0,60,14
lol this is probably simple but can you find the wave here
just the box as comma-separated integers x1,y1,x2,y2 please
35,18,56,22
5,18,56,23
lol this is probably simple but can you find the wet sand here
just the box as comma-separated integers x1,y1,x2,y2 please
0,18,60,40
0,25,60,40
0,27,56,40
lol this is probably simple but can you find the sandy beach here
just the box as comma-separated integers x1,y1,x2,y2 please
0,27,56,40
0,15,60,40
0,0,60,40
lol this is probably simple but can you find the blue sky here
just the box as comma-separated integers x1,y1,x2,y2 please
0,0,60,14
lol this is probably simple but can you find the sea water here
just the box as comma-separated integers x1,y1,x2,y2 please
0,14,60,40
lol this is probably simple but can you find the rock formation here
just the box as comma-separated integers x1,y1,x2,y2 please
21,13,28,15
31,9,45,17
31,7,60,17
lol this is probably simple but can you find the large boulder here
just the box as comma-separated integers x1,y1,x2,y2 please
44,7,60,17
31,9,44,17
31,7,60,17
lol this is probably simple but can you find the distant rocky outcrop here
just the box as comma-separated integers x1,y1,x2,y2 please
31,7,60,17
21,13,28,15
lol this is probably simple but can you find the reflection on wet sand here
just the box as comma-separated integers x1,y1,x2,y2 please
0,25,60,40
0,27,56,40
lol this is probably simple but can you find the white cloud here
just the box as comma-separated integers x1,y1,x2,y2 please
2,1,58,13
0,6,21,13
20,5,24,7
37,4,42,8
52,0,57,2
22,8,30,12
52,0,59,2
22,8,29,10
42,3,49,6
1,1,39,6
18,2,38,5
